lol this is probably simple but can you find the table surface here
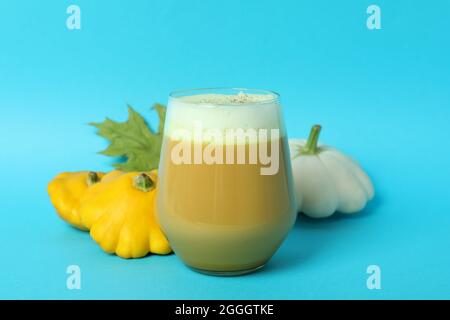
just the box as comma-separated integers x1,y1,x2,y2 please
1,0,449,299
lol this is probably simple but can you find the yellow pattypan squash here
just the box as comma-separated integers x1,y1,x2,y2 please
48,171,104,230
78,170,172,259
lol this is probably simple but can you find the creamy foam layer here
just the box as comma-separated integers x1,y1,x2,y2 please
166,93,284,142
180,92,275,104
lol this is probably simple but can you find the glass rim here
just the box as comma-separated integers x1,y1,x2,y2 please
169,87,280,106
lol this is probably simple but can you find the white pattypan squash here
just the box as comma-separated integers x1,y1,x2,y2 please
289,125,374,218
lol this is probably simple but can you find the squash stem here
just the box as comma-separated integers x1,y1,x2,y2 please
87,171,101,186
301,125,322,155
134,173,155,192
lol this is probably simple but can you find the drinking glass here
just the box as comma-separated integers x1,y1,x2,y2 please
156,88,297,275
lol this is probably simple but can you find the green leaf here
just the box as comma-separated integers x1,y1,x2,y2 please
90,103,166,172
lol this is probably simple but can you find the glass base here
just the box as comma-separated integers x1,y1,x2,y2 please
188,264,265,277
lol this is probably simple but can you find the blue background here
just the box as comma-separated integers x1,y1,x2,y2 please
1,0,449,299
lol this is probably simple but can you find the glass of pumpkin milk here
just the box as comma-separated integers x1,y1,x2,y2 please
156,88,297,275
